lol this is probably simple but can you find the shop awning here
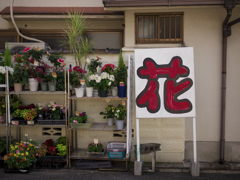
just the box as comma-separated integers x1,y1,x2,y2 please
0,7,124,20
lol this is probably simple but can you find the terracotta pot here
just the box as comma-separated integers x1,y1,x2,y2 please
14,83,22,92
0,116,3,124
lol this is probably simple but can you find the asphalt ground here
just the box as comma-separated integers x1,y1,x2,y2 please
1,169,240,180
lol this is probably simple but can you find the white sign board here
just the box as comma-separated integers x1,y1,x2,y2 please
135,47,196,118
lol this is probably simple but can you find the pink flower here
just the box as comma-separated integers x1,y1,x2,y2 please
96,56,101,60
69,69,73,73
36,153,38,156
16,150,19,153
58,59,64,63
23,47,31,52
53,104,57,108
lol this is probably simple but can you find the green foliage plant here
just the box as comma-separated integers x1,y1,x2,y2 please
4,43,12,67
114,104,127,120
100,105,115,119
56,137,66,146
87,142,104,152
56,144,67,156
69,112,87,123
63,10,93,70
88,56,102,74
114,49,128,86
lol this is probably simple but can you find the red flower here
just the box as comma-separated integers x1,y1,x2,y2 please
96,56,101,60
23,47,31,52
58,59,64,63
101,64,115,71
17,158,20,162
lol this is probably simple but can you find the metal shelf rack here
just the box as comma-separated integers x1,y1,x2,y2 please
67,55,133,170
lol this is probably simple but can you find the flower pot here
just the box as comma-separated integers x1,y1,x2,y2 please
0,116,3,124
112,87,118,97
48,82,56,92
75,88,84,97
86,87,93,97
40,82,48,91
116,119,124,130
98,88,108,97
107,118,114,126
118,86,127,97
93,89,98,97
14,83,22,92
28,78,39,92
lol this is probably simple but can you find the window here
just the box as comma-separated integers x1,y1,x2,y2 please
0,30,18,50
22,30,123,51
135,13,183,44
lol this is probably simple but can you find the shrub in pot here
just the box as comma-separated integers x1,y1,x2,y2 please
100,105,115,126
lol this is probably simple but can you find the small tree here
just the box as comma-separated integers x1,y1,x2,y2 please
63,11,93,71
4,43,12,67
114,49,127,86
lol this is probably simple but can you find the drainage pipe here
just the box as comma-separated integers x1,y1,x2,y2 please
220,8,232,164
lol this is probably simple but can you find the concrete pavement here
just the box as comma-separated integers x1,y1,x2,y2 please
1,168,240,180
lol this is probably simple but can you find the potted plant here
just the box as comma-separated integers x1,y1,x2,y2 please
114,104,127,130
85,74,97,97
114,50,128,97
55,137,67,156
100,105,115,126
4,139,39,173
63,10,93,69
26,47,43,64
94,72,115,97
13,54,29,92
87,142,105,157
45,72,57,92
70,112,87,124
70,66,87,97
35,62,51,91
88,56,102,75
47,53,65,69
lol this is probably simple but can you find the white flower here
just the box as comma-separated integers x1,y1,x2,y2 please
96,76,101,83
117,110,120,113
101,72,109,79
108,82,111,86
85,58,90,64
89,74,96,81
109,75,115,81
112,110,114,112
0,66,6,74
9,67,14,75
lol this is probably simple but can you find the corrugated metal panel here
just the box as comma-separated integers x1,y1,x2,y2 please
103,0,228,7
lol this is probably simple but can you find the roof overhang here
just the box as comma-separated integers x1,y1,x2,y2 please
0,7,124,21
102,0,240,7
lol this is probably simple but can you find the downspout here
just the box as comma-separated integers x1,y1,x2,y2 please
220,0,235,164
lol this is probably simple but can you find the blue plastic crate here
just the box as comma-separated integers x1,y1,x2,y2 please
107,151,125,159
107,142,126,159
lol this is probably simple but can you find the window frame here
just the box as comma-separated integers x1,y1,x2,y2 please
21,29,124,51
135,12,184,44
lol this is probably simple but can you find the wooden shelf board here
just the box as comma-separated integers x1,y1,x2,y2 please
69,95,127,101
70,148,128,161
10,124,66,127
72,123,126,131
9,91,65,95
